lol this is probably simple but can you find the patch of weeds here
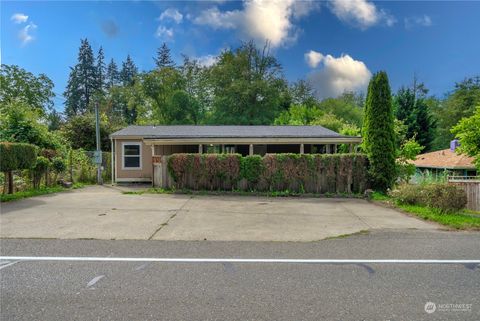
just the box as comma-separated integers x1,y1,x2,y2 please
0,184,85,202
397,204,480,230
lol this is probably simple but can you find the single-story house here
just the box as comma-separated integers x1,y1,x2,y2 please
412,140,477,179
109,125,362,183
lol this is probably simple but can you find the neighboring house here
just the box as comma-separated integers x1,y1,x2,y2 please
109,125,362,183
412,140,477,179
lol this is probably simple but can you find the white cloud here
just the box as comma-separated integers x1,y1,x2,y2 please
19,22,37,46
159,8,183,24
404,15,432,29
196,54,218,67
305,50,324,68
11,13,28,24
306,52,372,99
193,0,319,48
155,26,174,40
329,0,395,29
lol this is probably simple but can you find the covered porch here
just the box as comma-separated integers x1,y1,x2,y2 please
144,137,363,158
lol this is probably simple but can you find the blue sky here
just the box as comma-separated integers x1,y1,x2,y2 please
2,1,480,111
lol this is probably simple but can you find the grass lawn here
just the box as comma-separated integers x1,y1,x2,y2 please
0,183,85,202
372,192,480,230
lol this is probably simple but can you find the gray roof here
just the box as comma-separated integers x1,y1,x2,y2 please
110,125,350,139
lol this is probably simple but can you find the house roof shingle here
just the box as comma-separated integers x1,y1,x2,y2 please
110,125,352,139
412,148,476,170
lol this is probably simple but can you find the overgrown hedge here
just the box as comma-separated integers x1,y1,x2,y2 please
0,142,37,172
167,153,368,194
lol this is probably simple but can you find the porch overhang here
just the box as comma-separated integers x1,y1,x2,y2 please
142,136,362,145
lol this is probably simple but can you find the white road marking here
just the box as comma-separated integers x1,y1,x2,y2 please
0,261,19,270
0,256,479,264
87,275,105,287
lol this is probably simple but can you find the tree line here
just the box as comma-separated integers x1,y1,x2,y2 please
1,39,479,157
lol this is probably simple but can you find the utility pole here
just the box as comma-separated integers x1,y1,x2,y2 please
95,101,103,185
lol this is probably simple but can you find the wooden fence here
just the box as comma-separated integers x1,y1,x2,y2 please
448,177,480,211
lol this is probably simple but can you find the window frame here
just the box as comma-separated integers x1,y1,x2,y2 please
121,142,142,170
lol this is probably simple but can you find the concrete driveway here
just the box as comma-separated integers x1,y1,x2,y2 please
0,186,437,241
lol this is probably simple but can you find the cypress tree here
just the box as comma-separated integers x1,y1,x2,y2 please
106,58,119,88
120,55,138,86
363,71,396,192
154,43,175,69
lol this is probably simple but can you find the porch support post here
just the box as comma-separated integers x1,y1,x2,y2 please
110,139,115,185
198,144,203,154
249,144,254,156
326,144,331,154
349,143,353,153
333,144,337,154
300,144,304,154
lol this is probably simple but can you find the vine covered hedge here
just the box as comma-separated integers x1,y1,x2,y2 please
167,153,368,194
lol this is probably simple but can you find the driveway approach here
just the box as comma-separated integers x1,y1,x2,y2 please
0,186,437,241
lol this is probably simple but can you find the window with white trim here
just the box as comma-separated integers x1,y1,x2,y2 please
122,143,141,169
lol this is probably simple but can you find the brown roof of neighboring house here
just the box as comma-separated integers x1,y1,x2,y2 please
412,149,476,170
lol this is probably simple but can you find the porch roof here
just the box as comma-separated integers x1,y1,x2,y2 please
110,125,360,142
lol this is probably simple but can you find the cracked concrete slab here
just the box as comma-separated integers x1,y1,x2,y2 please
0,186,437,241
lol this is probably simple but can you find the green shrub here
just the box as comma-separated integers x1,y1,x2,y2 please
0,142,37,193
422,184,467,213
51,157,66,174
31,156,51,189
0,142,37,171
390,183,467,213
389,184,423,205
241,155,264,185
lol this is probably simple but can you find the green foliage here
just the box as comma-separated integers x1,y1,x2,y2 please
167,153,368,194
209,41,289,125
51,157,67,174
432,76,480,149
61,113,113,151
0,102,65,150
390,183,467,213
363,71,397,192
0,64,55,116
274,104,323,125
396,138,424,183
240,155,264,184
0,142,37,172
451,106,480,170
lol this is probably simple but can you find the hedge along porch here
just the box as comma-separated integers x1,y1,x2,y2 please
109,125,362,184
162,153,368,194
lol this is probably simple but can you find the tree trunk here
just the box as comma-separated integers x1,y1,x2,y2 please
6,171,14,194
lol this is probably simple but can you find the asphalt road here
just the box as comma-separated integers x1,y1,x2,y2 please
1,230,480,321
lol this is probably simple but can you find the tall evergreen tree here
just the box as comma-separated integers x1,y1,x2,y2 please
64,66,83,117
363,71,396,192
96,46,106,93
413,99,436,151
154,43,175,69
106,59,119,88
120,55,138,86
394,87,416,138
64,39,97,116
